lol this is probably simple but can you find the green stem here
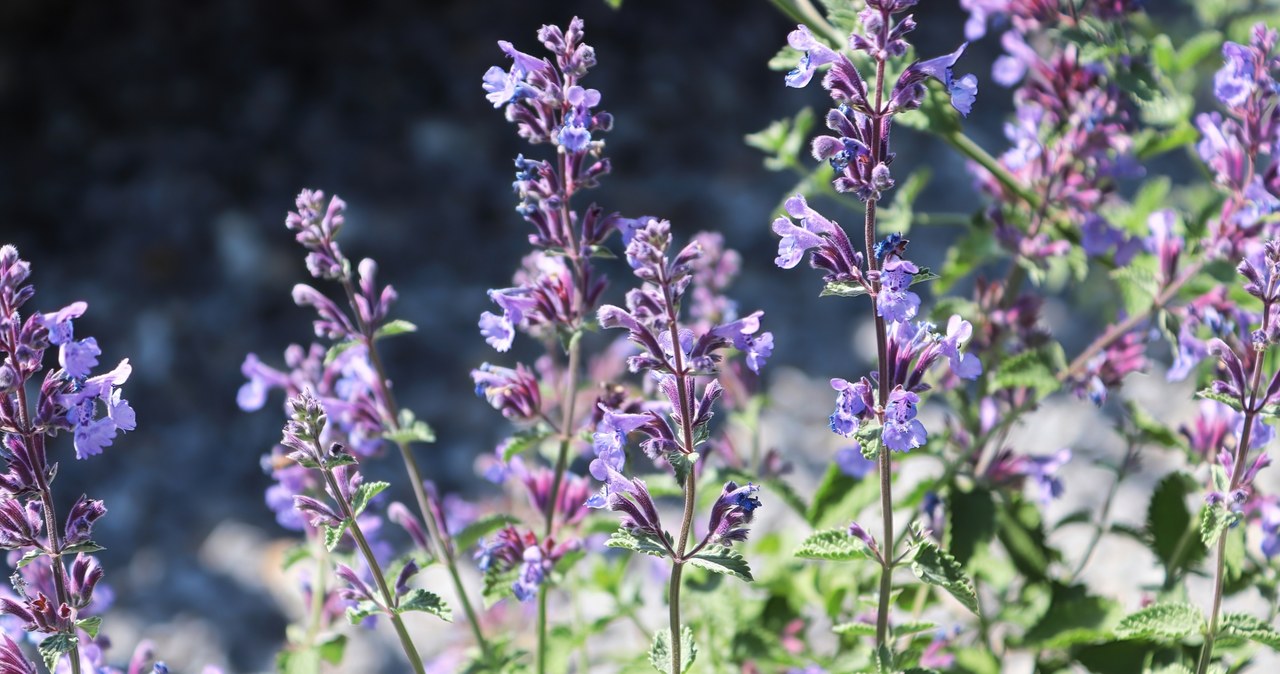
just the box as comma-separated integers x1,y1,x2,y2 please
304,534,330,646
942,130,1042,211
340,277,493,662
321,467,425,674
1067,440,1137,583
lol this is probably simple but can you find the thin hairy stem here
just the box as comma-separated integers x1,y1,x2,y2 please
1197,309,1271,674
320,466,425,674
337,277,492,661
1067,440,1138,583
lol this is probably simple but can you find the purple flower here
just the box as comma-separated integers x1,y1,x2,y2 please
940,315,982,379
482,65,525,108
1214,41,1257,109
877,255,921,323
512,546,547,602
478,311,515,352
61,359,136,459
38,301,87,346
711,311,774,373
1022,448,1071,504
785,25,840,88
892,42,978,116
0,634,35,674
882,387,926,452
705,481,762,545
471,362,542,422
829,377,873,437
835,446,875,479
1261,499,1280,559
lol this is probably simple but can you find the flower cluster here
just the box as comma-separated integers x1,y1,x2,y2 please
0,245,132,671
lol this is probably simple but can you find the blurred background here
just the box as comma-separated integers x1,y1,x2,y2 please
0,0,1168,670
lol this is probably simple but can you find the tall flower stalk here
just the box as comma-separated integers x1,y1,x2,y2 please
0,246,133,673
241,191,483,668
477,17,618,673
775,0,981,648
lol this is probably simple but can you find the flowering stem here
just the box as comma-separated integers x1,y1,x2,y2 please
941,130,1043,212
665,277,700,674
8,317,82,674
538,330,582,674
1197,320,1270,674
339,277,493,662
319,466,425,674
304,533,329,647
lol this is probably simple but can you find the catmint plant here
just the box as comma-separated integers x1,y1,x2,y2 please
0,245,132,673
240,192,483,672
476,17,618,674
774,0,983,658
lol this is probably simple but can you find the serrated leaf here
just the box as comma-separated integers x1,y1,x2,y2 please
481,566,518,605
346,599,382,624
15,549,41,569
75,616,102,639
949,486,996,568
993,348,1061,397
317,633,347,665
1147,472,1204,578
896,621,939,638
39,632,77,672
911,540,979,615
1114,602,1203,641
820,268,939,298
649,626,696,674
324,521,350,552
397,588,451,621
1196,388,1243,411
454,514,521,553
1111,265,1159,317
500,427,553,461
324,339,359,365
686,546,753,582
1126,400,1182,448
1201,504,1238,547
384,410,436,445
795,528,873,562
1022,583,1121,648
374,319,416,340
605,527,671,559
350,481,389,518
833,621,877,637
62,542,104,555
1220,612,1280,649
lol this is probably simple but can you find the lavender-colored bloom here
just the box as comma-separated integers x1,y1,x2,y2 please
1261,499,1280,559
892,42,978,116
940,315,982,379
482,65,525,108
785,25,840,88
829,377,873,437
710,310,774,373
38,301,87,346
0,634,35,674
472,362,542,422
61,359,135,459
1214,41,1256,109
877,255,920,323
835,446,875,479
478,311,515,353
63,496,106,548
882,387,926,452
959,0,1007,40
705,481,762,545
1022,448,1072,504
512,546,547,602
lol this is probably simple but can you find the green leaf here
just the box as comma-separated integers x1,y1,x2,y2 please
878,168,933,234
384,409,436,445
1126,400,1182,448
992,348,1061,397
605,527,671,559
1196,388,1243,411
896,86,962,137
346,599,383,624
397,588,451,621
39,632,78,672
281,544,312,570
949,486,996,568
75,616,102,639
795,528,874,562
996,496,1055,580
350,481,389,518
1111,264,1159,317
1147,472,1204,578
1174,31,1224,73
481,566,519,605
937,226,999,292
500,427,553,461
324,521,350,552
1114,602,1203,641
1220,612,1280,649
317,634,348,665
1200,503,1239,547
910,540,979,615
279,648,322,674
745,107,815,171
454,513,521,553
1021,583,1121,648
686,545,753,582
832,621,877,637
62,541,105,555
374,319,417,339
856,422,884,460
324,339,359,365
666,450,697,487
896,621,939,638
820,268,939,298
649,626,696,674
15,549,42,569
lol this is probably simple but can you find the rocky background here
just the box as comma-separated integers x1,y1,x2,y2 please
0,0,1201,671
